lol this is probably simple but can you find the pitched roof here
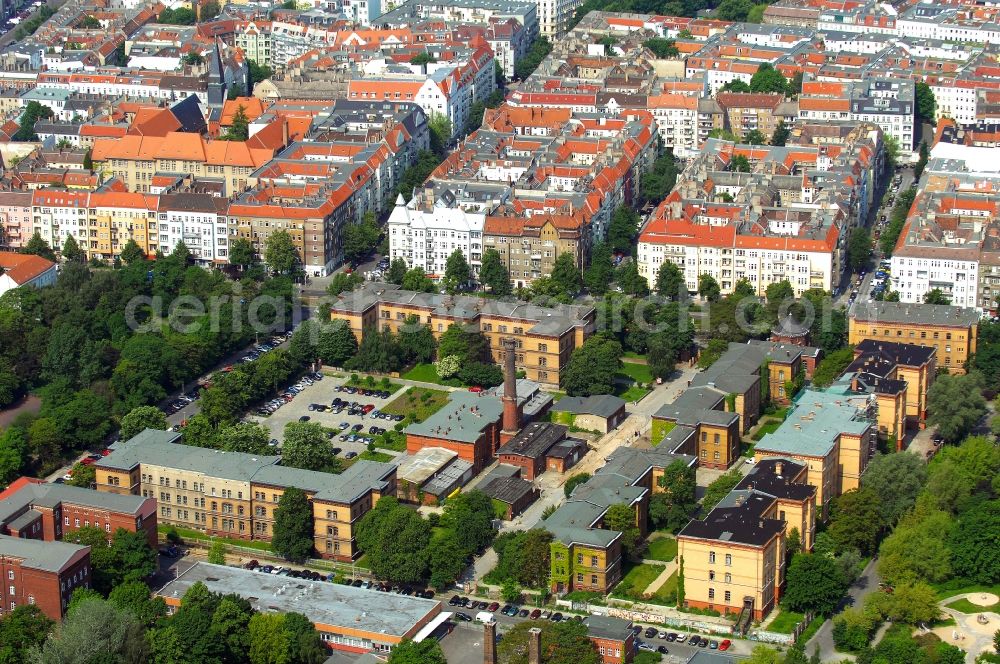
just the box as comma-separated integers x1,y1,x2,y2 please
0,252,56,285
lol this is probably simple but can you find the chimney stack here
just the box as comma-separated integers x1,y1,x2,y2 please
500,337,522,441
528,627,543,664
484,621,497,664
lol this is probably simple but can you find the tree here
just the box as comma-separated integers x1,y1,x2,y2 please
927,372,987,442
604,503,640,557
356,497,431,583
715,0,754,21
643,38,678,58
67,462,95,488
914,140,929,180
949,500,1000,584
281,421,337,472
119,405,168,440
272,487,314,563
479,248,511,295
387,639,448,664
207,540,227,564
646,332,680,382
229,237,257,270
397,315,436,365
21,232,57,261
497,621,600,664
922,287,950,305
317,322,358,367
881,187,916,255
972,344,1000,392
217,423,271,455
783,553,846,615
224,105,250,141
13,101,53,141
342,214,380,265
832,607,876,652
437,322,488,364
401,267,435,292
386,257,408,285
729,154,751,172
744,129,767,145
701,469,743,510
915,82,936,125
428,112,452,156
427,531,466,589
607,206,640,254
720,80,751,94
865,580,940,625
501,578,521,603
327,271,362,296
828,488,882,556
264,230,297,275
561,335,622,396
655,260,687,300
698,272,722,302
770,121,790,146
549,252,581,298
61,235,86,263
443,249,471,293
0,605,54,663
564,472,591,498
440,490,496,554
120,238,145,265
749,63,788,95
616,261,649,297
584,242,614,295
764,279,794,323
32,597,147,664
848,227,871,271
649,460,698,532
860,452,926,528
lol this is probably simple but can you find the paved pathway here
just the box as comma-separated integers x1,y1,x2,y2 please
807,560,880,662
933,594,1000,663
643,558,678,595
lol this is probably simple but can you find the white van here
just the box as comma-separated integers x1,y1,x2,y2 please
475,611,494,624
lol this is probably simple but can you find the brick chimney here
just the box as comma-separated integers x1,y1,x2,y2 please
528,627,542,664
500,336,522,443
484,620,497,664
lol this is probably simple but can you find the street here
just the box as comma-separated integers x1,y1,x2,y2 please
806,560,880,662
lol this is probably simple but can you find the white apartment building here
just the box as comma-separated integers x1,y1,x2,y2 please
534,0,581,36
798,78,915,152
157,195,230,265
890,254,980,309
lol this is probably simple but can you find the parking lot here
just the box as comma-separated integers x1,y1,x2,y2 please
250,375,410,460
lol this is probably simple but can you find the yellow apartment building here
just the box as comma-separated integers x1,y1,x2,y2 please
677,458,815,622
328,282,596,388
849,301,979,374
651,387,742,470
94,429,395,561
754,389,875,518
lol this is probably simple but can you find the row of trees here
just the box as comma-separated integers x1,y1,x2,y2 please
720,63,802,98
356,493,496,589
0,246,294,483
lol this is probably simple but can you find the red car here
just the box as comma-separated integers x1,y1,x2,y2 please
719,640,731,651
100,449,112,456
529,609,541,619
80,457,95,466
362,404,375,413
468,386,483,392
487,602,500,612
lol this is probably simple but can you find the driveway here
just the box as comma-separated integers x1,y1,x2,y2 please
807,559,880,662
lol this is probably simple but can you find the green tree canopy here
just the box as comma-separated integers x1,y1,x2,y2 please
443,249,471,293
783,553,846,615
281,421,338,472
272,486,314,563
927,372,987,443
561,335,622,396
497,620,600,664
264,230,297,275
749,63,788,95
119,405,168,440
356,497,431,584
479,248,512,295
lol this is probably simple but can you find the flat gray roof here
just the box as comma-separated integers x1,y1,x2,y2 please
850,300,980,328
394,447,458,486
405,392,504,443
157,563,440,642
550,395,625,418
0,534,88,573
101,429,393,504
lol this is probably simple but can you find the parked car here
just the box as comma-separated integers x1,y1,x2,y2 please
644,627,658,639
719,640,732,651
454,612,473,622
657,645,669,654
550,612,563,622
244,559,259,569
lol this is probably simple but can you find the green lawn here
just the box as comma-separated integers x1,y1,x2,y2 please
611,563,665,599
646,537,678,562
620,361,653,384
930,580,1000,600
752,419,784,441
353,554,370,569
158,525,273,552
381,387,451,422
798,615,824,643
346,373,404,393
618,384,651,402
648,571,678,605
359,450,393,462
768,608,805,634
401,363,451,385
372,430,407,451
946,597,1000,614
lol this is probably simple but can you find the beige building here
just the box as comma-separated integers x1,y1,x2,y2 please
328,282,595,388
849,301,979,374
94,429,396,561
678,458,815,623
483,213,589,289
754,389,875,518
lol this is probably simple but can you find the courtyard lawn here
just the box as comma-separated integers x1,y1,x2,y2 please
401,363,448,384
611,563,665,600
946,597,1000,614
619,361,653,385
158,525,273,552
381,387,451,422
617,382,651,402
767,608,805,634
649,571,678,605
645,537,678,562
930,580,1000,600
752,419,784,441
346,374,404,393
359,450,393,462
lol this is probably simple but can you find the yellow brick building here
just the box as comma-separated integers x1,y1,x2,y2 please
94,429,395,561
328,282,596,388
678,458,816,621
849,301,979,374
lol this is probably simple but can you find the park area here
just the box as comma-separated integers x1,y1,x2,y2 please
381,387,451,422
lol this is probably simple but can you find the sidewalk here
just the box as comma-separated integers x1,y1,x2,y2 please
643,559,677,594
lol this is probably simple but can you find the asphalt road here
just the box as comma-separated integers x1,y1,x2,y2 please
807,560,881,662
